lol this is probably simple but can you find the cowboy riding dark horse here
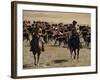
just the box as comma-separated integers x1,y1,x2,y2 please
68,20,80,60
30,27,45,66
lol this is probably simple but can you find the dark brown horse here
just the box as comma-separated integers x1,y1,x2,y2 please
68,31,80,60
30,30,45,66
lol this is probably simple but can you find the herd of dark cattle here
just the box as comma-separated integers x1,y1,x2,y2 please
23,20,91,66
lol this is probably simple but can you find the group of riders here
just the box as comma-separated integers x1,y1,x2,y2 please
23,20,91,66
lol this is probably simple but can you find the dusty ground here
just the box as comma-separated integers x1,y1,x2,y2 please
23,40,91,69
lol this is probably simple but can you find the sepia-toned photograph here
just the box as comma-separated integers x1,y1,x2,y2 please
23,10,91,69
11,1,97,78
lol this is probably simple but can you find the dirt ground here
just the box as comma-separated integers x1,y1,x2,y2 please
23,40,91,69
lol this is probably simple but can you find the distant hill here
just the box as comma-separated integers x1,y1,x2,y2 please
23,10,91,26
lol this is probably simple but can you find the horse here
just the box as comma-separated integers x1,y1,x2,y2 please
83,32,91,48
30,33,45,66
68,31,80,60
23,29,30,42
81,30,91,48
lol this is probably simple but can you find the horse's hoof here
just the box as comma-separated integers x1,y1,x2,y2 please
37,64,39,66
34,63,37,66
74,56,76,59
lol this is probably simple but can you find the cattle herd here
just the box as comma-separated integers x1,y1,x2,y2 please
23,20,91,66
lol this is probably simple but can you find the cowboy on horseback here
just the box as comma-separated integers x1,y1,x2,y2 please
30,27,45,66
68,20,80,60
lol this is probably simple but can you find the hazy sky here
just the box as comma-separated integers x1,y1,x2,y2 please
23,10,91,25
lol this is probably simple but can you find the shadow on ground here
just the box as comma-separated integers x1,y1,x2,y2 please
53,59,68,63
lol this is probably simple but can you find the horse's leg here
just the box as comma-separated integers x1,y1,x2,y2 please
37,51,41,66
54,39,57,45
77,48,80,61
86,40,89,48
84,37,87,47
48,36,50,42
70,48,73,59
73,49,76,59
27,36,29,41
33,53,37,66
59,39,62,46
27,34,31,46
